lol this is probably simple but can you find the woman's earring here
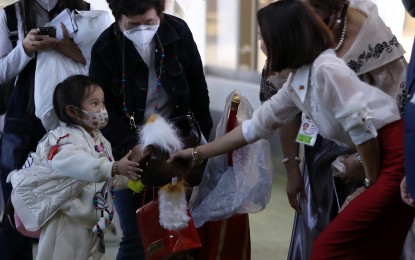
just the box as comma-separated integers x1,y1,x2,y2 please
336,17,342,24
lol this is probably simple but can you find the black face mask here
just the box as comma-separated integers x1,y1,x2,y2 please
402,0,415,17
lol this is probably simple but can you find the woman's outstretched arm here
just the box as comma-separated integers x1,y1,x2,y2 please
169,125,248,162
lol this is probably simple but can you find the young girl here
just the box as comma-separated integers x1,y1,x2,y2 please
170,1,415,259
7,75,141,260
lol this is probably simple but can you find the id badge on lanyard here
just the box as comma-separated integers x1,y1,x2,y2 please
296,117,318,146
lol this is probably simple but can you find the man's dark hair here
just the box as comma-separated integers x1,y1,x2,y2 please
257,0,334,75
307,0,349,22
106,0,165,21
402,0,415,16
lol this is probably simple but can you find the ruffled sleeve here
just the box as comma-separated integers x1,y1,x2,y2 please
315,61,378,145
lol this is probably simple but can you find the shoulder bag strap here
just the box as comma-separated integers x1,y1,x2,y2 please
4,3,18,48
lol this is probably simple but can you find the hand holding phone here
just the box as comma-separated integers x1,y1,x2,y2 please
37,26,56,38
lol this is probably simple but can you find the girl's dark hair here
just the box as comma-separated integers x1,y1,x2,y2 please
106,0,165,21
257,0,334,75
21,0,89,32
53,75,99,125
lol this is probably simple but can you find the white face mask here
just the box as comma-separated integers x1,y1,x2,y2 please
76,107,109,130
122,23,160,49
36,0,59,12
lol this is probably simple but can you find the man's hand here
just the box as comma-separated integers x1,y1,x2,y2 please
400,177,415,207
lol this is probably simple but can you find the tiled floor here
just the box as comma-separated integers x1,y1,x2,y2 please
250,172,294,259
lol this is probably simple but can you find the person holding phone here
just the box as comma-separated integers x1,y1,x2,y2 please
0,1,90,259
37,26,57,38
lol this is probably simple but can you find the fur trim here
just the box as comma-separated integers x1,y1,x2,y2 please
140,114,183,154
158,182,190,230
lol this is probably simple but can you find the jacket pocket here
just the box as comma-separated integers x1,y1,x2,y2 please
165,58,183,77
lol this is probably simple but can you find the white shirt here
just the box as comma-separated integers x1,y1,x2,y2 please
0,4,33,83
242,49,400,147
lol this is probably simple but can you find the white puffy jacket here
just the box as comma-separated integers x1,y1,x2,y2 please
7,125,123,231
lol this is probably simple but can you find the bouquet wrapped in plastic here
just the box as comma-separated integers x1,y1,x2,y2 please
189,90,274,228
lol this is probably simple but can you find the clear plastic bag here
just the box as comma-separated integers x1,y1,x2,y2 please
189,90,273,228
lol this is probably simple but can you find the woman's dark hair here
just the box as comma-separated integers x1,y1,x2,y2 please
307,0,349,22
257,0,334,75
106,0,165,21
53,75,100,125
21,0,89,32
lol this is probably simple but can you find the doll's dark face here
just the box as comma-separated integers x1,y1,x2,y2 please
139,145,205,188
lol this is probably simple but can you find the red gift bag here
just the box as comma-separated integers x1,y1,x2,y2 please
136,197,201,260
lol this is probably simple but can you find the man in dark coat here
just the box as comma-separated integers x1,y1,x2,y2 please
89,0,212,258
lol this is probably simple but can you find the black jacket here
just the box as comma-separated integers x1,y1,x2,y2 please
89,14,212,159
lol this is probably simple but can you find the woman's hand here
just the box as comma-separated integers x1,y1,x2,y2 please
400,177,415,207
22,29,57,56
341,153,365,185
55,22,86,64
339,187,365,212
285,163,307,213
115,150,142,180
168,148,193,162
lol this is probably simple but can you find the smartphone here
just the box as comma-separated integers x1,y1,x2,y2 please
37,26,56,38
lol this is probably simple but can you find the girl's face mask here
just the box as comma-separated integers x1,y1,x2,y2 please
76,107,109,130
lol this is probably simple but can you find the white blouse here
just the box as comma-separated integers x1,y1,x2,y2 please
242,49,400,147
0,4,33,83
344,0,407,115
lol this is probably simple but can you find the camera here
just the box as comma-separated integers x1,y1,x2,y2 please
37,26,56,38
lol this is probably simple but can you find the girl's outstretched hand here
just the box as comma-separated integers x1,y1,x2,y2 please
115,150,142,180
167,148,193,162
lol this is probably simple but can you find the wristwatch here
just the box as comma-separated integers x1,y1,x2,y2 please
363,178,373,189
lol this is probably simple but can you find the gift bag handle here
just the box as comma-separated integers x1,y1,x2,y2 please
141,187,157,208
